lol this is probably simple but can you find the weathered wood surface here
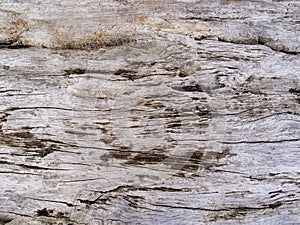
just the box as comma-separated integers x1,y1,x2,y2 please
0,0,300,224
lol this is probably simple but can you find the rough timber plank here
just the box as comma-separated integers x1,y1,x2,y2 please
0,0,299,224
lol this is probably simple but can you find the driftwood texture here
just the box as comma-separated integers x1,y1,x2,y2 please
0,0,300,224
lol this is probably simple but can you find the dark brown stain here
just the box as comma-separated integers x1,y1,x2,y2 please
289,88,300,95
110,146,132,160
0,127,58,157
268,201,282,209
0,218,13,224
178,71,189,77
64,68,86,75
190,151,204,163
11,131,34,138
205,149,236,161
181,151,204,173
36,208,67,219
25,140,46,149
195,105,211,117
137,98,165,109
245,75,255,82
181,163,200,172
37,208,53,217
127,151,167,165
216,148,236,160
3,65,10,70
172,84,204,92
0,39,31,49
114,69,137,76
180,148,235,174
166,122,181,129
114,69,138,80
39,144,57,158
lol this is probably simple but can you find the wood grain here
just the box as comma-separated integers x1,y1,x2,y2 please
0,0,299,224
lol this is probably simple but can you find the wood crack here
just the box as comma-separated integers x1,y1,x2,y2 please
222,138,299,144
146,201,285,212
24,197,75,207
217,37,299,55
0,39,32,49
0,160,68,171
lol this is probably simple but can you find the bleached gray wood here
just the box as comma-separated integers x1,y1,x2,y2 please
0,0,299,224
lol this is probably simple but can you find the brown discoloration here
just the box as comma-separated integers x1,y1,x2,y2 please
137,98,165,109
64,68,86,75
190,151,204,163
0,127,58,157
217,148,237,160
127,151,167,165
57,32,134,50
110,146,132,160
10,131,34,139
114,69,138,80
